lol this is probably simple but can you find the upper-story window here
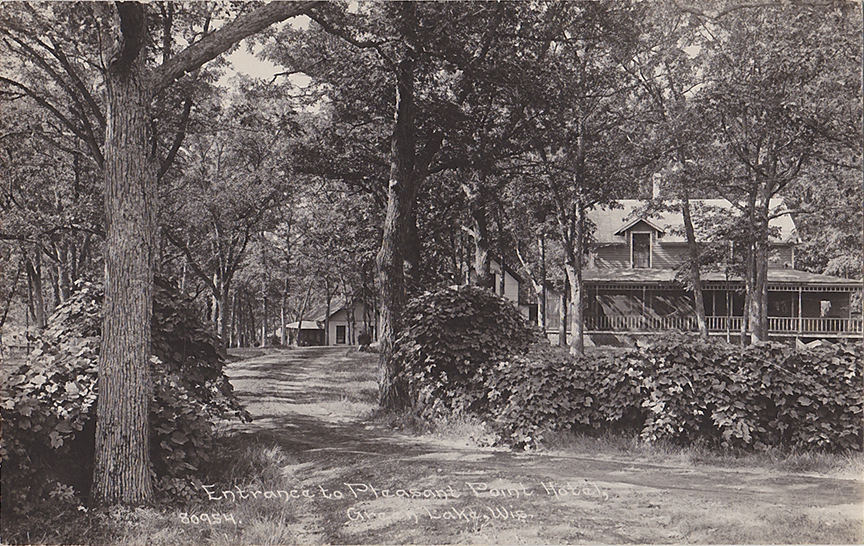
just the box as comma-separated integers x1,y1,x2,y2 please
631,232,651,268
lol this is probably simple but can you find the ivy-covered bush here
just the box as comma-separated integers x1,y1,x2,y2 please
394,285,537,415
639,332,734,446
481,333,862,452
1,279,249,512
637,333,863,451
486,343,647,448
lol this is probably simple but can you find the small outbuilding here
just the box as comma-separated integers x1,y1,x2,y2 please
285,320,324,346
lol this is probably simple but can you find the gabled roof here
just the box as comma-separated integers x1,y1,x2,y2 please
613,217,666,236
491,256,523,284
308,296,347,322
589,199,798,244
582,267,862,288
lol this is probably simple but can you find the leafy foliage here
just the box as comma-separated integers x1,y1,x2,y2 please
439,332,863,452
394,285,538,415
1,279,249,512
486,344,647,448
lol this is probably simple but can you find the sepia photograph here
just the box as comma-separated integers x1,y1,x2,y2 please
0,1,862,544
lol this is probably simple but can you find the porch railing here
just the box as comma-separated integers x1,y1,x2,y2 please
583,315,863,337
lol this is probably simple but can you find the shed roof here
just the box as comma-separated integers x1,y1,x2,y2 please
589,199,798,244
286,320,323,330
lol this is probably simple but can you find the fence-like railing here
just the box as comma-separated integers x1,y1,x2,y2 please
582,315,863,337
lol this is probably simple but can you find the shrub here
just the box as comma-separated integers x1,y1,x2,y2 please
639,333,862,452
639,332,734,446
486,343,646,449
394,285,537,415
480,331,862,452
1,278,249,512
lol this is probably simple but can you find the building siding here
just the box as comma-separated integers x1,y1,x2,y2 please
325,302,374,345
593,242,792,270
768,245,794,269
593,245,630,268
654,243,688,269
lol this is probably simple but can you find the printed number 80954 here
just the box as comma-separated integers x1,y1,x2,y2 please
178,512,238,525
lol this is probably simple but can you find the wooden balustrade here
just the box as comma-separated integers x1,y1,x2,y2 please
582,315,863,337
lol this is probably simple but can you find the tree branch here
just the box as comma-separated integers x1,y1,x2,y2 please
0,76,105,167
158,96,193,181
164,229,218,294
155,1,323,94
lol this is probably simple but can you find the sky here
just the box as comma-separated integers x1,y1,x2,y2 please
219,17,313,88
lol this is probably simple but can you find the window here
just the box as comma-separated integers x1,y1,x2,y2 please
631,232,651,268
336,325,346,344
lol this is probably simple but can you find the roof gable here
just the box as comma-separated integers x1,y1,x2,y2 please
614,218,666,236
589,199,798,244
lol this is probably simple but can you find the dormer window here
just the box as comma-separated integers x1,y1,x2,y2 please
631,232,651,268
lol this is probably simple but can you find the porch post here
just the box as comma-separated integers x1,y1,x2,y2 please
726,288,731,343
642,286,646,331
712,290,716,333
797,286,802,342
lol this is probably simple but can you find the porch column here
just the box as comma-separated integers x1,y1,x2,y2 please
797,286,802,342
726,288,731,343
712,290,717,332
642,287,646,331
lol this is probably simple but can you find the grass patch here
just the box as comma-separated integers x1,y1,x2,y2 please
542,430,864,475
426,412,497,448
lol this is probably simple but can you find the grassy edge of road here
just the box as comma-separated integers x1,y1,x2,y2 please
51,432,864,546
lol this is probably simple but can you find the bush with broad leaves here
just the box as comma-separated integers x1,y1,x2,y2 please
394,285,538,416
1,278,250,512
421,327,862,452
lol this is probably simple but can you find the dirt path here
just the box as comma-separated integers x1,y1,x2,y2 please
221,347,863,545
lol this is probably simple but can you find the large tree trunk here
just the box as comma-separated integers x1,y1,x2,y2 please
465,173,492,289
681,193,708,339
539,231,547,336
377,52,416,412
751,192,770,342
742,189,756,346
558,278,568,348
404,204,420,294
567,202,585,356
219,281,231,350
92,2,154,505
280,293,288,347
515,233,547,338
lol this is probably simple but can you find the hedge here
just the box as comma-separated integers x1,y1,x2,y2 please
413,327,862,452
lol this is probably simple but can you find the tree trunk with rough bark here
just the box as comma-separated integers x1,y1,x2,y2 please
91,0,321,506
219,281,231,349
751,201,770,342
565,202,585,356
377,53,415,412
465,174,492,289
539,232,547,335
22,246,46,330
558,278,568,348
681,193,708,339
92,2,155,505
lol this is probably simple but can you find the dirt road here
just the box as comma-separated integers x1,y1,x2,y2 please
222,346,863,545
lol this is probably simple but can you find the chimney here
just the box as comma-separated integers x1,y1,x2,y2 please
652,173,661,200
